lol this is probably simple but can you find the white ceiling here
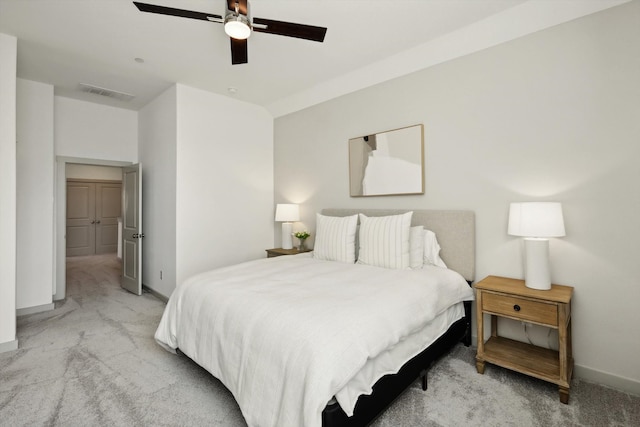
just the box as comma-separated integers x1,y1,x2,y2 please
0,0,628,116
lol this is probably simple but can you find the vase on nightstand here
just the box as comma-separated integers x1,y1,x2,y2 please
297,239,306,251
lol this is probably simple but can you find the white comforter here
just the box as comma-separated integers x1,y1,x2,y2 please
155,253,473,427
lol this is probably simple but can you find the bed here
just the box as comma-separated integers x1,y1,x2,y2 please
155,208,475,427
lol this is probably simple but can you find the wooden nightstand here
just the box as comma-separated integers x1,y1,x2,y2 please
475,275,574,403
265,248,312,258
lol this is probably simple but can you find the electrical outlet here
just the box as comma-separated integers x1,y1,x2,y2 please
160,270,163,280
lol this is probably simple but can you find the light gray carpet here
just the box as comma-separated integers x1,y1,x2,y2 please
1,254,638,426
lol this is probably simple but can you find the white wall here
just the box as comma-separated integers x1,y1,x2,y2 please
16,79,54,310
175,84,274,286
54,97,138,300
0,33,18,352
66,164,122,181
139,84,274,299
138,85,177,299
274,3,640,393
55,96,137,161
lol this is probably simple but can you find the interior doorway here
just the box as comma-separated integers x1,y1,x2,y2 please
55,157,133,301
64,166,123,299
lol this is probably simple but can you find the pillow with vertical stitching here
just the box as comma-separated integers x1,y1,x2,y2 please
313,213,358,263
356,212,413,269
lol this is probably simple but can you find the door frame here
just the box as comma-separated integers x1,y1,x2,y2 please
54,156,133,300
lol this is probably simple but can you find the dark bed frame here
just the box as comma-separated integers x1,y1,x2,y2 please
321,299,472,427
320,209,476,427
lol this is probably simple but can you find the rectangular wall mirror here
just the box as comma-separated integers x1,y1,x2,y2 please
349,124,424,197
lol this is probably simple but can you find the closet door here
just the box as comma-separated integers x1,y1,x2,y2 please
95,183,122,254
66,182,96,256
66,181,122,257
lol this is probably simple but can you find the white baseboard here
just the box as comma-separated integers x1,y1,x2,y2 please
143,284,169,303
470,334,639,397
0,339,18,354
17,302,55,317
574,364,640,397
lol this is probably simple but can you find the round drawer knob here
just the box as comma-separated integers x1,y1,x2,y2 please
513,304,521,312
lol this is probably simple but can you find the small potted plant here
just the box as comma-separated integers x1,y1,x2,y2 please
293,230,311,251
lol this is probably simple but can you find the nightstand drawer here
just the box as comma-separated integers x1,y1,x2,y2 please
483,292,558,327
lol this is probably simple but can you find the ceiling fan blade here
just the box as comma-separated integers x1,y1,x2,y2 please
230,38,248,65
252,18,327,42
227,0,248,16
133,2,222,21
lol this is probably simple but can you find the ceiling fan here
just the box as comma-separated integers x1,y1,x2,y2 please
133,0,327,65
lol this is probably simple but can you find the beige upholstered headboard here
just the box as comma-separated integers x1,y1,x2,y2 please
322,209,475,282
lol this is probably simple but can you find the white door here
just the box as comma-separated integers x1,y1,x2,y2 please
121,164,142,295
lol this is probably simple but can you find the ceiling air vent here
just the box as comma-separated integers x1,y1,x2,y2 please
78,83,135,102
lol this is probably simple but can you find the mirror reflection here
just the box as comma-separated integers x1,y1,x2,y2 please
349,124,424,197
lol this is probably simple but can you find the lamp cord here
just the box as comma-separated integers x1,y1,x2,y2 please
522,322,556,349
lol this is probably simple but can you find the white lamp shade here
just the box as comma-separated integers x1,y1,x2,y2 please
275,204,300,222
508,202,565,238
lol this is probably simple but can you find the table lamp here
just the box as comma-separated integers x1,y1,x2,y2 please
275,204,300,250
508,202,565,290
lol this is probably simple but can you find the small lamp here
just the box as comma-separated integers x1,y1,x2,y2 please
275,204,299,250
508,202,565,290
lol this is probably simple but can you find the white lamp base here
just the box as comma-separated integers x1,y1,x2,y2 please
281,222,293,249
524,238,551,290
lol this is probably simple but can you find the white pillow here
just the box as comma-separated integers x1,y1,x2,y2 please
423,229,447,268
409,225,425,269
313,213,358,263
357,212,413,269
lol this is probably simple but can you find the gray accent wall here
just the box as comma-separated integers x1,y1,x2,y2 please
274,3,640,394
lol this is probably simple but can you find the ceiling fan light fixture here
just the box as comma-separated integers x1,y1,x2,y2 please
133,1,327,65
224,12,251,40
